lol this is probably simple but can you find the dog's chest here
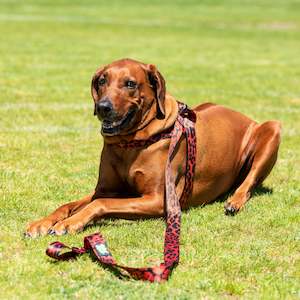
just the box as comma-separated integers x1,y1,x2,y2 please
109,141,171,194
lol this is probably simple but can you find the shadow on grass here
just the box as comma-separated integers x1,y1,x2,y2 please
44,185,274,247
205,184,273,205
72,185,275,234
90,257,130,281
252,185,273,197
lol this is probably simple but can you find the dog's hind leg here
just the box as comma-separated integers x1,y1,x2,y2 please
224,121,281,215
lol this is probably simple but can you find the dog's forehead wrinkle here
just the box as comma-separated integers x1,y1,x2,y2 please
107,66,144,82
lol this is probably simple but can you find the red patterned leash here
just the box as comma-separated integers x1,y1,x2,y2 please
46,103,197,283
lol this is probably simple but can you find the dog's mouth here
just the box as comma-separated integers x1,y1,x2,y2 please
101,108,137,136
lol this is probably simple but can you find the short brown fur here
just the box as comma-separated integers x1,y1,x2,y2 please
26,59,281,237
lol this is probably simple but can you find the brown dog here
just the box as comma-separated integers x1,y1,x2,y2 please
25,58,281,237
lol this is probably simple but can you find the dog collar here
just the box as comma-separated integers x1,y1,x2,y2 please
114,102,196,149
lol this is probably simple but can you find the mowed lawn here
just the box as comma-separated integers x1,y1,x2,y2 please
0,0,300,299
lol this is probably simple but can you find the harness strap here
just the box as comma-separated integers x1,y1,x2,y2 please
46,102,197,282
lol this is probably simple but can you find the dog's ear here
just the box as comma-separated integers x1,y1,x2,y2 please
91,67,105,115
145,64,166,119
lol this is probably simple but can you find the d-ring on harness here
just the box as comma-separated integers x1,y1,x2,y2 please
46,102,197,283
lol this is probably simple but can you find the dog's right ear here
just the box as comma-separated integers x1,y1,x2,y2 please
91,67,105,115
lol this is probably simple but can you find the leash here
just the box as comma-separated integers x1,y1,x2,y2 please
46,102,197,283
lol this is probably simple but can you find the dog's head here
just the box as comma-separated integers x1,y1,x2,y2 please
91,58,166,136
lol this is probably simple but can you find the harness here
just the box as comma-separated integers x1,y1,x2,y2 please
46,102,197,283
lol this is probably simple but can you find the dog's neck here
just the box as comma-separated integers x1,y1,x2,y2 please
102,94,179,144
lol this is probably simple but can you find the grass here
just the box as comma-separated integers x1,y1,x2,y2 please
0,0,300,299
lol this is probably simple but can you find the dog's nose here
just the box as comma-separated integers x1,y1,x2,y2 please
96,99,113,119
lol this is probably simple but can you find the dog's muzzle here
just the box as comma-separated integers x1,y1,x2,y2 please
95,99,137,136
101,108,137,135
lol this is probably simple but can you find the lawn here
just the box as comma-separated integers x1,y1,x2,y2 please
0,0,300,299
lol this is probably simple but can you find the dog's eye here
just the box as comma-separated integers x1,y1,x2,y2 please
98,77,106,86
125,80,137,89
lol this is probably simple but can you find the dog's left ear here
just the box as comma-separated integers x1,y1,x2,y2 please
145,64,166,119
91,67,105,115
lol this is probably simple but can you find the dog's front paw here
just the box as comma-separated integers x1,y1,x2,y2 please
25,218,55,238
49,218,84,236
224,202,239,216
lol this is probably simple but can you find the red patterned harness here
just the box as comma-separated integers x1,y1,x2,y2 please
46,102,197,283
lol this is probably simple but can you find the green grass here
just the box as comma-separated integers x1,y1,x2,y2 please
0,0,300,299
